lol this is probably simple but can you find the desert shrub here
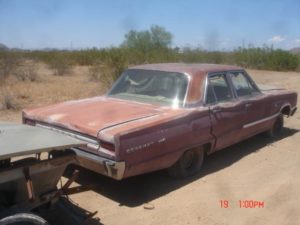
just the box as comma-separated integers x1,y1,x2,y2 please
48,54,72,76
88,48,130,90
89,62,114,89
104,48,128,80
297,55,300,72
0,53,20,82
1,40,298,73
234,46,299,71
265,50,298,71
0,91,19,110
13,63,38,81
5,48,299,72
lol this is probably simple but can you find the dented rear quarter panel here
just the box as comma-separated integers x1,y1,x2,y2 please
258,88,298,117
114,108,213,177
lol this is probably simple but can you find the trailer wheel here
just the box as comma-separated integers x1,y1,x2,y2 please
168,147,204,178
0,213,49,225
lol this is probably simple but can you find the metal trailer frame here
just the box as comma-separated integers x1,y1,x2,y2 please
0,122,95,224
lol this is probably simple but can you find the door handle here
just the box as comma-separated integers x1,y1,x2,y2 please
245,103,252,108
212,107,222,114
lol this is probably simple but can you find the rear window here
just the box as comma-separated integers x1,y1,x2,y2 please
108,69,188,107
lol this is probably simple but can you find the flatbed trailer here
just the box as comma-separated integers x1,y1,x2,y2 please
0,122,94,225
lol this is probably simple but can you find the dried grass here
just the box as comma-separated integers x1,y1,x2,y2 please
0,64,104,114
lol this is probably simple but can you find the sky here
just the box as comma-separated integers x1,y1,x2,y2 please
0,0,299,50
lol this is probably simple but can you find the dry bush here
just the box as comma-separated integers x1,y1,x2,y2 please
0,90,19,110
49,58,72,76
0,60,9,82
297,56,300,72
89,63,114,90
13,64,38,82
0,55,20,83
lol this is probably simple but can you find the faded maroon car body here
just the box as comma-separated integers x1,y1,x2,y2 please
22,63,298,180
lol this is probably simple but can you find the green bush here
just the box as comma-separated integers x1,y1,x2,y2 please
233,46,299,71
0,45,299,84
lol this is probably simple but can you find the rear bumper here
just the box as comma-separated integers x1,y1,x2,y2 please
71,148,125,180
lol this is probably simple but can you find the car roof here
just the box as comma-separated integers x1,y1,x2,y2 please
129,63,243,76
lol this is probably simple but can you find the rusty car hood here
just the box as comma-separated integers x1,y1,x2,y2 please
23,96,165,138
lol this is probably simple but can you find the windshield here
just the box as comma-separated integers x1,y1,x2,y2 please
107,69,189,107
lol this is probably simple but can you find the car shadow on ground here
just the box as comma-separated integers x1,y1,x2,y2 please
67,127,299,209
37,197,104,225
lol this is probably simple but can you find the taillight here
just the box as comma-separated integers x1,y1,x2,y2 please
99,140,115,152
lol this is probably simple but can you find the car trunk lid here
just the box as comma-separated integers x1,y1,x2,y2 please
23,96,163,139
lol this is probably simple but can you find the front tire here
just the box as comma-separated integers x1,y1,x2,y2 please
168,147,204,178
264,114,284,138
0,213,49,225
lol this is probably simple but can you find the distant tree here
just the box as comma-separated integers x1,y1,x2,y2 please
123,25,173,50
123,30,152,51
150,25,173,48
122,25,173,62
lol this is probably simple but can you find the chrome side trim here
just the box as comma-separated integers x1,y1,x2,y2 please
243,113,280,129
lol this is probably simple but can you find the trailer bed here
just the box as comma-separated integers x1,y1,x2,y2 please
0,122,85,160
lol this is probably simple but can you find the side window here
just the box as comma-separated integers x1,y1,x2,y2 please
207,74,233,103
230,72,258,97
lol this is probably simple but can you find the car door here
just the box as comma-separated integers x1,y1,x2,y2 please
206,73,246,151
228,71,271,138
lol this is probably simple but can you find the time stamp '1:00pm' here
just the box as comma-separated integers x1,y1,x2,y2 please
220,200,265,208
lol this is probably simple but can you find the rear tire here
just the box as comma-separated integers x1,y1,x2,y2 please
168,147,204,178
264,114,284,138
0,213,48,225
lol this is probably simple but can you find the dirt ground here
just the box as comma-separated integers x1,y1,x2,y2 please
0,66,299,225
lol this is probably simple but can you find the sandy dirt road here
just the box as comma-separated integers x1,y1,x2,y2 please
1,69,299,225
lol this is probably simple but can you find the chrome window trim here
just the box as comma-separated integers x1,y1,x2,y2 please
182,72,191,108
202,74,209,104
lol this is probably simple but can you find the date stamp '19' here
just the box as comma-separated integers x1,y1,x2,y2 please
220,200,264,208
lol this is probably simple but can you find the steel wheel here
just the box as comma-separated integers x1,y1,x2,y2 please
168,147,204,178
264,114,284,138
